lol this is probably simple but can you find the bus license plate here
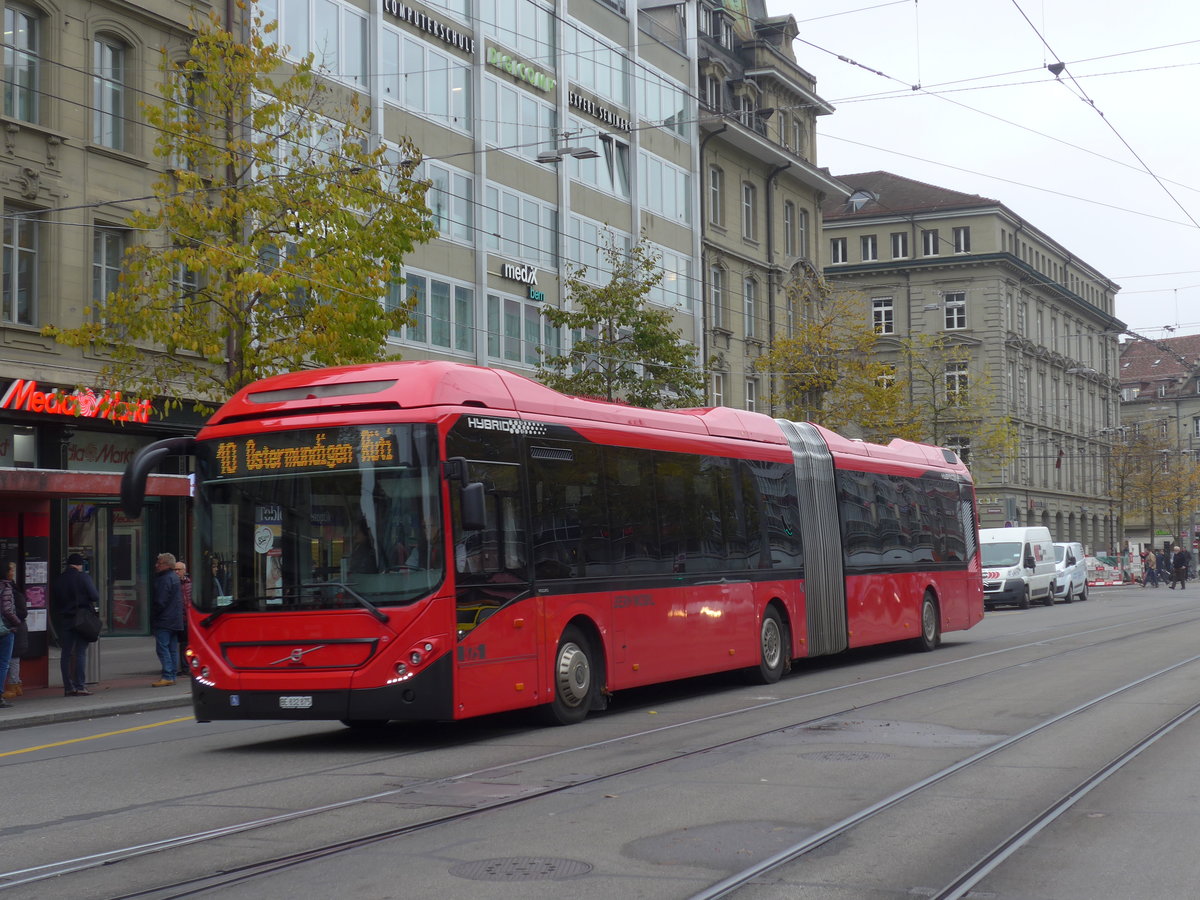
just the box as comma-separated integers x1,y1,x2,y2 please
279,695,313,709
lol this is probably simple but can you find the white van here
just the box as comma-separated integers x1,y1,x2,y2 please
980,527,1057,609
1053,541,1088,603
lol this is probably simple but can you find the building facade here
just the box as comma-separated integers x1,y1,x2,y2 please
696,0,846,412
2,0,848,671
1117,334,1200,555
821,172,1125,554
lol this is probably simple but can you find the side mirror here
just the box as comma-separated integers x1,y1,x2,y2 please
460,481,486,532
1024,555,1036,569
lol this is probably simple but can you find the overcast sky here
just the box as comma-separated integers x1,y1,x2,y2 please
773,0,1200,339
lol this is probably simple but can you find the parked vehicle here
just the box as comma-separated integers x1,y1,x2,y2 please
1053,542,1088,603
981,526,1057,609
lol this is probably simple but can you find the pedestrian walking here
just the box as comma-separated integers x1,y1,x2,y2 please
0,561,22,709
2,560,28,698
1141,548,1159,587
151,552,184,686
50,553,99,696
1169,545,1192,589
174,559,191,676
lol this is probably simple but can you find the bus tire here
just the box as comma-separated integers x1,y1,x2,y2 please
914,592,940,652
751,606,788,684
543,625,596,726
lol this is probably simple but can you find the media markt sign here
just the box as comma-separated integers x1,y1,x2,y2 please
0,379,154,423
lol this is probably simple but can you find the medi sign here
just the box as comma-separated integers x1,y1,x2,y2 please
0,379,154,424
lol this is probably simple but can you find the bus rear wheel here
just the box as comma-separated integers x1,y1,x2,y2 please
751,607,788,684
914,592,940,652
542,625,596,726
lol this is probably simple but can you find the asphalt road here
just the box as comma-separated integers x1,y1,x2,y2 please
4,582,1200,899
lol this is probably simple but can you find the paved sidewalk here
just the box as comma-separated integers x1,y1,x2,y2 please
1,636,192,730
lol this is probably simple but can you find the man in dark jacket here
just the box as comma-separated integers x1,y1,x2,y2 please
1169,545,1192,590
51,553,100,696
151,552,184,686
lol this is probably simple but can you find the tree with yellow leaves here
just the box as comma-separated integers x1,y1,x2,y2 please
45,0,435,410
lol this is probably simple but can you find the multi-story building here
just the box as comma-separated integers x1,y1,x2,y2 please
822,171,1125,553
696,0,846,412
1117,334,1200,553
3,0,846,663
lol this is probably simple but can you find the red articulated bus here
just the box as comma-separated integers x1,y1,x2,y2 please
122,361,983,727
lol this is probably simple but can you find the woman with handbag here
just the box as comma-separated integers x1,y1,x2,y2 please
0,560,21,709
2,561,27,699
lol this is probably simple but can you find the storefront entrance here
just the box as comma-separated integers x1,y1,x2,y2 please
66,502,150,636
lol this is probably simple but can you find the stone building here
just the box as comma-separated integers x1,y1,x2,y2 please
696,0,847,411
822,171,1125,553
1117,333,1200,554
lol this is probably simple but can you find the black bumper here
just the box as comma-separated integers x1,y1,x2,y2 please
191,653,454,722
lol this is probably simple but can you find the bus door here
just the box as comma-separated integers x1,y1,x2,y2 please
450,453,539,718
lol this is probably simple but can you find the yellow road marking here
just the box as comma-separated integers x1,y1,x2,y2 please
0,716,194,757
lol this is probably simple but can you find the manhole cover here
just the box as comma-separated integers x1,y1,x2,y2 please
799,750,892,761
448,857,592,882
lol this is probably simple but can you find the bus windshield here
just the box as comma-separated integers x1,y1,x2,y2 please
981,541,1022,567
193,424,443,613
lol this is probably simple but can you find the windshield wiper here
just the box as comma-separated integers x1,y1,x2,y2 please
299,581,390,623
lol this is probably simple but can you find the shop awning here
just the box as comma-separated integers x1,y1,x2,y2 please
0,468,190,499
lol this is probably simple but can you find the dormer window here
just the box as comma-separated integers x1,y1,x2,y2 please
847,189,876,212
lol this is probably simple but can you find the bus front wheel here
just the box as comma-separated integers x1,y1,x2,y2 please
543,625,596,726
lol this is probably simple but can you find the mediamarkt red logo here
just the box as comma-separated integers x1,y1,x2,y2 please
0,379,153,423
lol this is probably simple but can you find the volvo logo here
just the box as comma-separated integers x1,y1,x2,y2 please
269,645,326,666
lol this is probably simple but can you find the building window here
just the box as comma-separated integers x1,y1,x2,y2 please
1194,417,1200,440
93,37,126,150
741,182,757,240
861,234,878,262
944,291,966,329
922,228,940,257
486,293,550,366
782,202,792,259
873,297,894,334
2,211,39,326
743,277,758,339
566,118,630,200
789,116,806,156
877,363,896,390
92,227,125,315
945,361,969,405
890,231,909,259
4,5,39,123
830,237,847,264
701,74,723,110
389,273,475,354
709,166,724,226
712,372,725,406
954,226,971,253
423,161,474,245
708,264,725,329
796,208,808,258
945,435,971,465
745,377,758,412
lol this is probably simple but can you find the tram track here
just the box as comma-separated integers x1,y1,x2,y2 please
690,652,1200,898
5,605,1200,898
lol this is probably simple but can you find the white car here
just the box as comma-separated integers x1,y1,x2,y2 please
1053,542,1089,603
